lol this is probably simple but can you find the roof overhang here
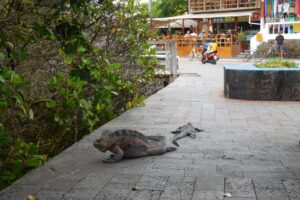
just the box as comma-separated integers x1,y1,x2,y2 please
152,11,256,21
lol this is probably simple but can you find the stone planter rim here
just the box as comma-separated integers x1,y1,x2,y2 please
224,64,300,71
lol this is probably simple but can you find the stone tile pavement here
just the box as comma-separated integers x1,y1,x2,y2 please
1,59,300,200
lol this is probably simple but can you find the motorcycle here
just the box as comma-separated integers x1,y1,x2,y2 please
201,51,219,65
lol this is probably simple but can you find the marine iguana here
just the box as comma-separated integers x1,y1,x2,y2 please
171,123,203,147
93,129,176,163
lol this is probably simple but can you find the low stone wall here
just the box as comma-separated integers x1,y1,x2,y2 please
224,64,300,101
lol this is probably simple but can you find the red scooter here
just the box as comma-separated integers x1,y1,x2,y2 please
201,51,219,65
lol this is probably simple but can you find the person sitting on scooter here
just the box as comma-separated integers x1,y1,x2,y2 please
203,39,217,61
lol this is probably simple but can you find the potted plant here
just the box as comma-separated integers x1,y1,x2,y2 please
237,30,247,52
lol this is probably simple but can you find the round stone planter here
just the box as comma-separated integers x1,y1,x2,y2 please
224,64,300,101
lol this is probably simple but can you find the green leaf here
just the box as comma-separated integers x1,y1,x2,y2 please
28,109,34,120
5,42,14,50
0,52,5,61
25,158,41,167
1,172,17,181
64,55,73,64
77,46,86,53
12,160,22,173
46,100,57,108
0,99,8,109
110,91,118,96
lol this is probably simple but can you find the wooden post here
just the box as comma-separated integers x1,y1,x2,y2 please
235,17,238,32
182,19,185,35
260,0,265,31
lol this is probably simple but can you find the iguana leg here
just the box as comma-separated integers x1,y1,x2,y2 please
189,133,196,139
103,144,124,163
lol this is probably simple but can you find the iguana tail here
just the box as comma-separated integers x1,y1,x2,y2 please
165,146,176,152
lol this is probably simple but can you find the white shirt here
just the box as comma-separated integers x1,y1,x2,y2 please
278,4,283,13
283,2,290,13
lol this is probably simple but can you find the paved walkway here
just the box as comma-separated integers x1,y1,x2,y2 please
1,59,300,200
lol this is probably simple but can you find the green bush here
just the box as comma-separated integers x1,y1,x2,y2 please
0,0,157,189
0,68,47,190
255,58,298,68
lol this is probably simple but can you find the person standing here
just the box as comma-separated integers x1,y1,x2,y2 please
275,31,284,58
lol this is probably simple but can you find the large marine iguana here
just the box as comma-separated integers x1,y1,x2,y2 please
93,129,176,163
171,123,203,147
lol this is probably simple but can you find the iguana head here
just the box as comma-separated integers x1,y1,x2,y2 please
93,131,112,152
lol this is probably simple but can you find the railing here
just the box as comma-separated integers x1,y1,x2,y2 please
189,0,258,12
264,21,300,35
150,41,178,76
173,34,233,48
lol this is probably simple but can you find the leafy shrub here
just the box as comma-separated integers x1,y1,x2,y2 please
0,68,47,190
255,58,298,68
0,0,158,189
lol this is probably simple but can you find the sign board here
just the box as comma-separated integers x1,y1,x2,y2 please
256,33,263,42
294,23,300,32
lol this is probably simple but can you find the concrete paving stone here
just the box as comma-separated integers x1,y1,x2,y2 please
282,180,300,199
269,166,293,173
241,159,283,167
224,198,256,200
62,189,100,200
253,178,285,190
191,191,224,200
184,165,218,177
127,190,162,200
110,174,140,184
0,184,39,200
136,175,168,190
225,178,253,191
41,175,84,191
143,168,185,177
255,188,289,200
194,175,224,191
160,176,195,200
36,189,65,200
225,190,256,199
93,183,131,200
153,158,193,170
12,165,57,186
73,175,112,190
216,165,244,178
243,171,298,180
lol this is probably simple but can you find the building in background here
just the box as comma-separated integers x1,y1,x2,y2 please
153,0,300,57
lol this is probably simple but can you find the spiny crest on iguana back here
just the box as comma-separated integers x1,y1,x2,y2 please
93,129,148,152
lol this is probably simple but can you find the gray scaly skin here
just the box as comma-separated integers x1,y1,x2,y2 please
93,129,176,163
171,123,203,147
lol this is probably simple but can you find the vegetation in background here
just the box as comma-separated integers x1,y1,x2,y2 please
153,0,187,17
139,0,187,17
0,0,157,189
237,30,246,44
255,58,298,68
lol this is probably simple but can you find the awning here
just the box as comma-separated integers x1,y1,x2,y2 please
158,19,197,28
153,11,256,21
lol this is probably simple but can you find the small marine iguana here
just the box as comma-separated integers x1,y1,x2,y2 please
171,123,203,147
93,129,176,163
